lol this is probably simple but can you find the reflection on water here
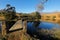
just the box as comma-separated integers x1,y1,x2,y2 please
27,22,60,32
27,21,60,39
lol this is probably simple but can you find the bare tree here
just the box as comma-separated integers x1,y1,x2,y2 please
36,0,48,12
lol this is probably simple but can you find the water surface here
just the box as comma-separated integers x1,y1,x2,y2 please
27,22,60,34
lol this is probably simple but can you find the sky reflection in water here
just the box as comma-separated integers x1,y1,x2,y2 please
27,22,60,34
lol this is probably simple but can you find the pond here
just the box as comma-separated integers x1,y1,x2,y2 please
27,21,60,38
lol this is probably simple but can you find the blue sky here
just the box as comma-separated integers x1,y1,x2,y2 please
0,0,60,13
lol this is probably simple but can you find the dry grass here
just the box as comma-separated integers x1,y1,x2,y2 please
38,28,60,39
52,28,60,39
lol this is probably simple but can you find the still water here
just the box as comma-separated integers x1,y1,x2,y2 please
27,22,60,34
